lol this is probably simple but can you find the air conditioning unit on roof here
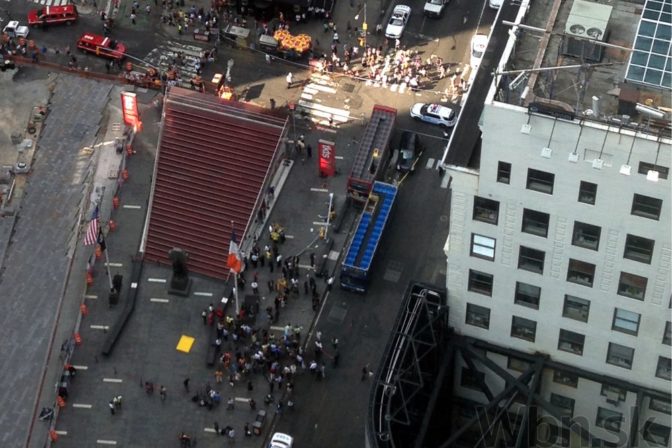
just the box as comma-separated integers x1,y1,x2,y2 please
563,0,612,62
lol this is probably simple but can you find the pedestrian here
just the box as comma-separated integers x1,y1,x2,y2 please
114,395,123,409
267,279,274,293
215,369,223,383
309,252,315,267
130,12,136,24
201,309,207,325
145,4,151,13
108,400,116,415
251,280,259,295
320,363,326,379
361,364,372,381
326,276,334,291
214,421,220,435
249,398,256,410
183,377,190,392
333,349,340,367
159,385,167,401
312,292,320,311
276,401,283,414
244,422,252,437
303,280,309,295
269,98,276,110
286,72,293,88
276,254,282,268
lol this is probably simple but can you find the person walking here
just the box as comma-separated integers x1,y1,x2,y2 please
130,12,136,24
183,377,190,392
326,276,334,291
286,72,293,88
159,385,167,401
108,400,116,415
361,364,373,380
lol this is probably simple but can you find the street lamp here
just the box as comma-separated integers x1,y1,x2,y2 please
354,2,367,48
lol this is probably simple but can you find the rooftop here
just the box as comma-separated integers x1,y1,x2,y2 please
490,0,671,139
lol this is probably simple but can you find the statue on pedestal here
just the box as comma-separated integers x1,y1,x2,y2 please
168,248,192,296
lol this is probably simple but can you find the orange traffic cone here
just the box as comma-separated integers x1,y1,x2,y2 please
80,303,88,316
56,395,66,408
49,430,59,442
112,196,120,209
86,272,94,286
74,333,82,345
109,219,117,232
121,169,129,181
126,144,133,156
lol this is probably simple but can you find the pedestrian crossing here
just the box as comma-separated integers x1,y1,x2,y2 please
29,0,69,6
143,41,208,88
425,157,450,188
296,73,351,130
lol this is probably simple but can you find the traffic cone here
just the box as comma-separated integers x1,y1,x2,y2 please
126,144,133,156
112,196,120,209
74,333,82,346
109,219,117,232
80,303,89,317
121,169,129,181
56,395,66,408
86,272,94,286
49,430,59,442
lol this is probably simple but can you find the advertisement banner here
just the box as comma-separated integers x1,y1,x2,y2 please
120,92,142,131
318,139,336,177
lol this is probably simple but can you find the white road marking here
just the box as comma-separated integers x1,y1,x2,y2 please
269,326,285,331
312,221,331,226
204,428,217,433
150,298,170,303
335,156,344,160
122,205,142,209
310,187,329,193
426,158,435,169
131,282,138,288
54,430,68,435
235,397,251,403
96,440,117,445
104,262,123,267
194,292,213,297
102,378,123,383
284,235,295,239
441,173,451,189
300,93,314,100
305,83,337,94
72,403,93,409
72,365,88,370
90,325,110,330
85,294,98,300
148,278,167,283
297,264,314,270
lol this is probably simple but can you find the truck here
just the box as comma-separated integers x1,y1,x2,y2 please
347,105,397,204
340,182,398,293
3,21,30,39
423,0,449,17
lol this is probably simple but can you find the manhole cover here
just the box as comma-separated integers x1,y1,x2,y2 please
327,303,348,323
341,83,355,93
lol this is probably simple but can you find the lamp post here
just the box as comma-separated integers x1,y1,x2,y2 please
354,2,367,49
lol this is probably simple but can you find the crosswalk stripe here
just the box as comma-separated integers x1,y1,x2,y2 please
305,83,337,94
298,100,350,121
426,158,435,169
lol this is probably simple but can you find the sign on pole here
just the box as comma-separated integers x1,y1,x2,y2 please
120,91,142,132
318,139,336,177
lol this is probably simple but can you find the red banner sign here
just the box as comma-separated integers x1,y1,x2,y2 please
120,92,142,131
318,139,336,177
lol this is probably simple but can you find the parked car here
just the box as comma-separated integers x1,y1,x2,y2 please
27,5,78,27
269,432,293,448
470,34,488,69
3,21,30,39
410,103,456,128
385,5,411,39
488,0,503,9
396,131,421,173
423,0,449,18
76,33,126,60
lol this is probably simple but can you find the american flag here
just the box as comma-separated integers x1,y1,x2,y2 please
83,206,99,246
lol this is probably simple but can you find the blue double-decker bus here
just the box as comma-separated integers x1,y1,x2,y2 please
340,181,398,293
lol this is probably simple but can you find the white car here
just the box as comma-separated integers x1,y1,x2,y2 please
470,34,488,69
3,21,30,39
410,103,456,128
269,432,294,448
423,0,449,18
385,5,411,39
488,0,503,9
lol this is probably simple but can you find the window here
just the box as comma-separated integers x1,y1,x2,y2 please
460,367,485,390
497,161,511,184
468,270,493,296
643,422,671,446
612,308,640,335
518,246,545,274
656,356,671,381
606,343,634,369
638,161,669,180
466,303,490,329
558,329,585,355
470,234,496,261
562,295,590,322
514,282,540,309
511,316,537,342
566,259,596,287
553,370,578,388
578,181,597,205
650,396,671,415
550,393,575,418
631,194,662,220
526,168,555,194
507,357,531,372
617,272,647,300
601,384,627,402
664,322,671,345
521,209,550,237
596,407,623,432
572,222,601,251
623,234,654,264
473,196,499,225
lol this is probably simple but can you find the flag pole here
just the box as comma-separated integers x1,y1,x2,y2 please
102,232,114,291
231,220,240,317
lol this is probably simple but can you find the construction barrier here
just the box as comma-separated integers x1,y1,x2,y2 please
73,333,82,346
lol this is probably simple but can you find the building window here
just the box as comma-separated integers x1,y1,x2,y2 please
526,168,555,194
473,196,499,225
497,161,511,184
601,384,627,402
638,161,669,180
572,222,601,251
562,295,590,322
470,234,496,261
468,270,493,296
617,272,647,300
558,329,585,355
566,259,596,287
550,393,575,418
507,357,531,372
664,322,671,346
511,316,537,342
649,396,672,415
623,234,654,264
578,181,597,205
606,343,634,369
521,209,550,237
514,282,540,309
631,194,662,220
553,370,578,388
466,303,490,329
656,356,671,381
596,407,623,433
460,367,485,391
612,308,640,336
518,246,545,274
643,422,671,446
